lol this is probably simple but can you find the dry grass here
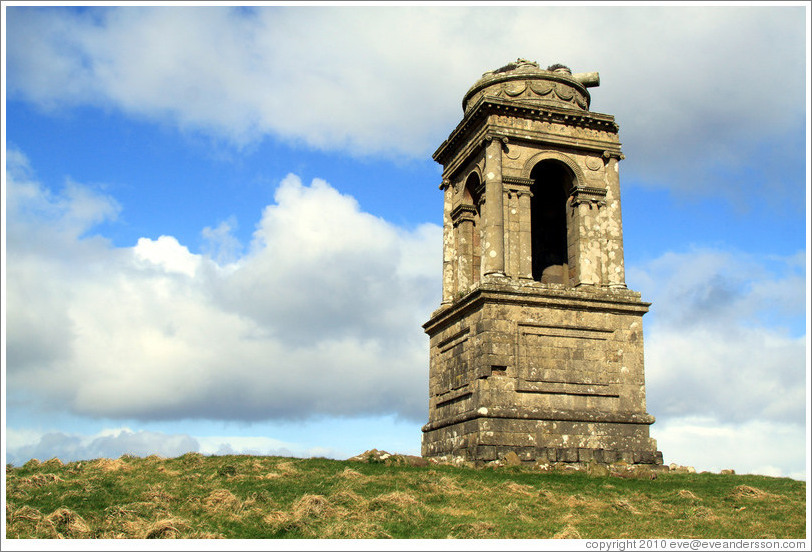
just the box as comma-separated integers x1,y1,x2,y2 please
371,491,419,507
291,494,333,521
178,452,205,466
19,473,63,488
141,484,175,503
328,488,366,505
320,520,391,539
730,485,772,500
419,474,468,496
155,465,181,477
144,517,190,539
45,508,92,538
262,510,291,528
553,525,582,539
450,521,498,539
9,505,43,523
499,481,536,496
678,489,700,500
202,489,242,512
687,506,718,521
5,454,806,539
275,461,298,476
91,458,130,472
504,501,533,522
436,505,477,518
612,498,641,515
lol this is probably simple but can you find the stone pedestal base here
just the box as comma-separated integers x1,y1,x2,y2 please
422,412,662,465
421,280,662,465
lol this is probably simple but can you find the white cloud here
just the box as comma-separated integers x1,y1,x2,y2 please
627,248,808,479
5,6,806,201
652,416,807,480
134,235,201,277
4,427,346,466
5,428,199,466
201,217,243,265
195,435,337,459
5,150,807,478
628,248,806,426
5,150,441,425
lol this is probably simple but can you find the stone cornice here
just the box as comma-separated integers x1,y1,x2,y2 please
434,96,620,167
502,175,534,187
422,406,655,433
424,280,649,336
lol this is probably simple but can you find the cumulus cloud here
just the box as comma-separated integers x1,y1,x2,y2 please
5,429,199,466
5,149,806,477
628,248,807,425
5,6,806,202
626,249,807,479
5,149,440,424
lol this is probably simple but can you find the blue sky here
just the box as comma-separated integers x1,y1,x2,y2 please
2,4,809,481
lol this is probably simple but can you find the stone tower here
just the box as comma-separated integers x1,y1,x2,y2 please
421,59,662,466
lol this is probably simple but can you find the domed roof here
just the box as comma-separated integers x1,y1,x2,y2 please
462,59,599,113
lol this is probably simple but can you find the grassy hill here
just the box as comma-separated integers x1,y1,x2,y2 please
5,453,806,539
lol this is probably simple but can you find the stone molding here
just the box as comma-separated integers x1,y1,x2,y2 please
434,97,620,168
503,175,533,199
422,406,656,433
462,61,593,113
520,149,588,185
424,282,650,335
450,204,479,226
502,175,534,187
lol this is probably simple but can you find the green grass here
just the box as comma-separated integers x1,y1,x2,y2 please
5,454,806,539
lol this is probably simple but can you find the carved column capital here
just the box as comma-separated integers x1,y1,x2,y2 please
450,204,479,227
602,150,625,161
503,175,534,199
568,185,608,209
482,133,509,149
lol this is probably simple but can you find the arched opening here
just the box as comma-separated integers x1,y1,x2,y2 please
530,160,573,284
463,173,482,284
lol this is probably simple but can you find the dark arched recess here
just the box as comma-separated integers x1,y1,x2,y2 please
530,160,574,283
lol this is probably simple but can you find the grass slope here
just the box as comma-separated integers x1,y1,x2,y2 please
5,454,806,539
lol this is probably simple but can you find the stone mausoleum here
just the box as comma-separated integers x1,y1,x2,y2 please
421,59,663,466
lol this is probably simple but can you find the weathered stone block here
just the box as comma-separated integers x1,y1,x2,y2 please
633,450,656,465
577,448,594,463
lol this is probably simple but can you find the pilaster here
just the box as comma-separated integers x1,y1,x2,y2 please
482,136,505,276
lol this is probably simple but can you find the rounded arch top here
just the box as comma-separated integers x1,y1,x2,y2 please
520,151,586,188
457,167,483,201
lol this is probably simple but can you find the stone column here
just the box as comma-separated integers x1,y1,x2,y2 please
441,181,454,304
456,218,473,293
503,190,513,277
603,156,627,288
576,202,600,286
517,190,533,279
482,136,505,276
